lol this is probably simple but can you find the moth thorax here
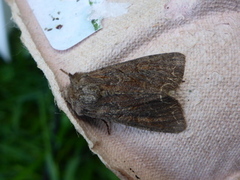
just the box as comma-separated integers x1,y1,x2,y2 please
80,84,101,104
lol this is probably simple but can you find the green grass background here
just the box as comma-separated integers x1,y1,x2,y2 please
0,28,119,180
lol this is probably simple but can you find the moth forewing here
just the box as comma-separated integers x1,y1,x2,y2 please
63,52,186,133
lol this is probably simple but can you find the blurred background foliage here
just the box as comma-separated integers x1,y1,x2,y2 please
0,28,119,180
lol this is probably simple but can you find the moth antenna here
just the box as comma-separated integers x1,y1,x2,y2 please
60,69,73,78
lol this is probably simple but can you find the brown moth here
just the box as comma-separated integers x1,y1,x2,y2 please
62,52,186,133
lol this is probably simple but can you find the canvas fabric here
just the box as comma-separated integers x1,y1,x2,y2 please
6,0,240,179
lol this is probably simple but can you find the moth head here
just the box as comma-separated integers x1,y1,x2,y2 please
61,69,85,86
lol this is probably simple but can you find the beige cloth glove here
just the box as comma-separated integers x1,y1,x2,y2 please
6,0,240,179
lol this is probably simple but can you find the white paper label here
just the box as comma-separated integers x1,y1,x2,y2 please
27,0,129,50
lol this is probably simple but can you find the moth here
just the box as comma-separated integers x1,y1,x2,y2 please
62,52,186,133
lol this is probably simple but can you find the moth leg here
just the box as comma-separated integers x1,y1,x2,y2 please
101,119,111,135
